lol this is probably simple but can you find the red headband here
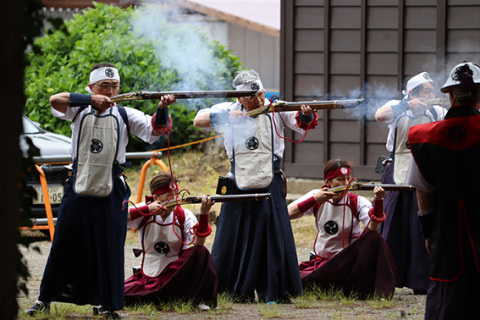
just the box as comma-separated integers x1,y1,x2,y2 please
325,166,351,181
152,185,172,195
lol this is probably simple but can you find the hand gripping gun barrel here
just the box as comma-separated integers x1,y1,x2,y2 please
161,193,271,208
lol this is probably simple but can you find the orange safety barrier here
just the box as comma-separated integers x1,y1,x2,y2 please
18,165,56,241
131,152,168,233
136,151,169,203
19,134,224,239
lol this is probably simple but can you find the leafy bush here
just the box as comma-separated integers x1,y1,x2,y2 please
25,2,242,151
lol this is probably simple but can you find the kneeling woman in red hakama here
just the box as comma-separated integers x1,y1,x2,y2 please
124,172,217,308
288,159,396,299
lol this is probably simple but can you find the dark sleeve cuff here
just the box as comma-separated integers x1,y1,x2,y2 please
299,113,314,123
154,106,169,126
209,112,229,126
418,212,434,239
391,101,410,118
69,93,92,107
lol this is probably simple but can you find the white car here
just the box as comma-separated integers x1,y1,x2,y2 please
21,115,71,220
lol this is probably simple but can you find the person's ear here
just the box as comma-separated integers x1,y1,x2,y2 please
238,97,244,105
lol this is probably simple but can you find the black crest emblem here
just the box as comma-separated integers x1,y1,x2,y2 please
251,82,260,91
105,68,115,78
453,64,473,81
447,124,467,144
245,136,259,150
90,139,103,153
154,241,170,254
324,221,339,235
423,72,432,81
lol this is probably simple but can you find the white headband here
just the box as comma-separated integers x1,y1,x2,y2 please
85,67,120,93
402,71,433,99
235,79,264,92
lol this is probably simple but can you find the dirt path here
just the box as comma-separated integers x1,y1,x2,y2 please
17,232,426,319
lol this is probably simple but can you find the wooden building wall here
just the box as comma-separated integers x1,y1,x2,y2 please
280,0,480,180
228,23,281,92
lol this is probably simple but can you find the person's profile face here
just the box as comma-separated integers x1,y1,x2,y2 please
413,82,436,100
326,174,352,188
153,192,172,203
239,90,266,111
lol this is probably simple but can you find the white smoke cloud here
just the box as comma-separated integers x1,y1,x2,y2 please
131,1,230,92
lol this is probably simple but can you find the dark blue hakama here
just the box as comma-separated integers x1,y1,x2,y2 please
379,162,430,292
211,173,303,303
38,176,130,311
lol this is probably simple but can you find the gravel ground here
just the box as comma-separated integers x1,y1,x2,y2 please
17,231,427,319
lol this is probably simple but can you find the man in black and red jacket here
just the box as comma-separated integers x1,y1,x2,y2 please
407,61,480,320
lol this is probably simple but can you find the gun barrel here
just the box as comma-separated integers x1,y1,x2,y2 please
329,183,416,193
281,98,365,108
163,193,271,207
111,90,257,102
425,98,450,106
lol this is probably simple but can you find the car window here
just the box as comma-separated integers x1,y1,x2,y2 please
23,116,43,134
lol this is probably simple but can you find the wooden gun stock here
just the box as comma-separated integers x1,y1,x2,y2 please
247,98,365,116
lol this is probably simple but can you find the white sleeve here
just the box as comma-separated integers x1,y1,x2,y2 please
124,107,159,144
406,157,434,194
280,111,308,135
432,105,448,121
194,101,237,120
356,196,373,226
51,105,84,121
183,209,199,244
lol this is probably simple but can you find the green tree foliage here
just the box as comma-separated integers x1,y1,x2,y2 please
25,2,242,150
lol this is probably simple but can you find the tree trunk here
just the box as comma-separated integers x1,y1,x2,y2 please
0,1,26,319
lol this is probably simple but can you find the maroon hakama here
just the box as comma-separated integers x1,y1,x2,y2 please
300,229,396,298
124,245,217,307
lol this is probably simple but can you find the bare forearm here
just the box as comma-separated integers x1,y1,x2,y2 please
375,105,394,123
193,112,212,128
49,92,71,113
193,236,206,246
288,204,303,220
417,189,433,211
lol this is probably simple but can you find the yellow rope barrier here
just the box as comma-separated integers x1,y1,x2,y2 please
27,133,225,237
36,134,224,165
153,133,224,152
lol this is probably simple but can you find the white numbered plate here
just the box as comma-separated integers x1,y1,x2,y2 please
32,184,64,205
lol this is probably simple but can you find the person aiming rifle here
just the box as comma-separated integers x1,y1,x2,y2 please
124,171,217,309
193,69,318,303
26,63,176,319
288,159,396,298
374,71,447,295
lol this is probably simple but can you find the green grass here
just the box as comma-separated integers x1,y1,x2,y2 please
258,303,283,318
